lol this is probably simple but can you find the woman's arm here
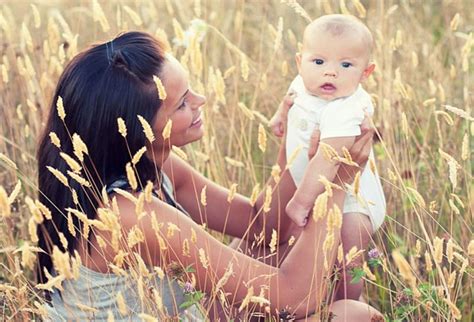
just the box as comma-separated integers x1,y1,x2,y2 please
162,153,263,240
114,187,345,319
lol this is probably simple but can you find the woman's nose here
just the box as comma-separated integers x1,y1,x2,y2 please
192,92,207,109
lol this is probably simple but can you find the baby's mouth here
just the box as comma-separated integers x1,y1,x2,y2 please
320,83,336,91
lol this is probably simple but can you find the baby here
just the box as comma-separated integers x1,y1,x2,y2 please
271,14,386,300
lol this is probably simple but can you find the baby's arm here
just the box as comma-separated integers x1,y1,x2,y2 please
286,136,356,226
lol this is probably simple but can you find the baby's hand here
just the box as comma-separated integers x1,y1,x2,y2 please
286,197,311,227
269,109,285,137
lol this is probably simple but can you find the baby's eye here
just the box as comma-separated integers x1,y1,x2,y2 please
341,62,352,68
313,59,324,65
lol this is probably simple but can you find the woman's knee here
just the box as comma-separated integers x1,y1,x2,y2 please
329,299,384,322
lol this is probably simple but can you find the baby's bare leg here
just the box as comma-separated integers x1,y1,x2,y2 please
335,212,373,301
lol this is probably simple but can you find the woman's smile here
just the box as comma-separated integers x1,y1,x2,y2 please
190,113,202,128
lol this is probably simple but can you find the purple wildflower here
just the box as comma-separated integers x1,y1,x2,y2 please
368,248,381,259
183,281,194,293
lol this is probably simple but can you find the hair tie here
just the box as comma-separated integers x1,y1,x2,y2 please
106,40,114,65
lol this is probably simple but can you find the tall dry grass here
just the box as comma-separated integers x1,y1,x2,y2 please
0,0,472,321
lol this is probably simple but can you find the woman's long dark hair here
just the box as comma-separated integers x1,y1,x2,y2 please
36,31,167,286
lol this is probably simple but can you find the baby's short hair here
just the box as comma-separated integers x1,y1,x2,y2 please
304,14,374,56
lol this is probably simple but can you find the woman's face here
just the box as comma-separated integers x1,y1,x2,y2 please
153,55,206,149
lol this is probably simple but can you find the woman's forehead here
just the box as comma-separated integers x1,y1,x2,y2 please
161,55,188,85
160,55,189,107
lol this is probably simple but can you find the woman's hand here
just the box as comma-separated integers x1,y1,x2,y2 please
336,117,375,185
269,92,295,137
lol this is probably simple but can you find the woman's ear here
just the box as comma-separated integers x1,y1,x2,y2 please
295,53,302,73
361,63,375,81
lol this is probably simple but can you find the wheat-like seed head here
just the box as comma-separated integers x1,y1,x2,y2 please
263,185,272,213
153,75,167,100
49,132,61,148
257,123,267,153
123,5,142,26
392,250,416,286
269,229,277,253
116,291,128,316
240,54,249,81
60,152,81,173
249,184,260,207
171,145,187,160
46,166,69,187
227,183,237,203
35,274,65,292
152,288,164,313
131,147,147,166
237,102,254,120
198,248,209,269
67,170,91,187
56,96,65,121
312,191,328,222
0,153,18,170
433,237,443,264
0,186,11,218
125,163,138,190
162,119,172,140
166,222,180,238
363,262,376,281
135,193,145,220
443,298,462,320
117,118,127,137
238,286,253,312
72,133,88,162
200,185,207,206
92,0,110,32
137,115,155,143
66,212,76,237
127,226,144,248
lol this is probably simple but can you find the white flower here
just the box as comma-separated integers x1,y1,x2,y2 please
173,19,208,48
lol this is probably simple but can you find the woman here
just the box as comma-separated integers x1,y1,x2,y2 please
36,31,382,321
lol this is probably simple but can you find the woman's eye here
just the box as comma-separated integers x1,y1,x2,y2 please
313,59,324,65
341,62,352,68
178,99,187,109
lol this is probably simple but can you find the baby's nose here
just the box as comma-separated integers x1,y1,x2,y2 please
324,70,337,77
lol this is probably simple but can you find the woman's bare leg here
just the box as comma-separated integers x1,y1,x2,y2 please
328,299,384,321
335,212,373,301
230,224,383,321
296,299,384,321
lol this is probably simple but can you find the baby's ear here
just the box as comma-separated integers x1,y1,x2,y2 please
295,53,302,72
361,63,375,81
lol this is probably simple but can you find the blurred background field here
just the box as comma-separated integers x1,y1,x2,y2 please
0,0,473,320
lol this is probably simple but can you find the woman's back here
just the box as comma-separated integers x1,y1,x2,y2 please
45,174,203,321
46,264,194,320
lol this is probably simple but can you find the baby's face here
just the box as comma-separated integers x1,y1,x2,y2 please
297,30,373,100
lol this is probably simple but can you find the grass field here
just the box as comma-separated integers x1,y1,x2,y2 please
0,0,472,320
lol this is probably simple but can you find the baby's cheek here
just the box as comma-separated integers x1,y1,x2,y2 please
305,82,321,95
300,70,322,93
